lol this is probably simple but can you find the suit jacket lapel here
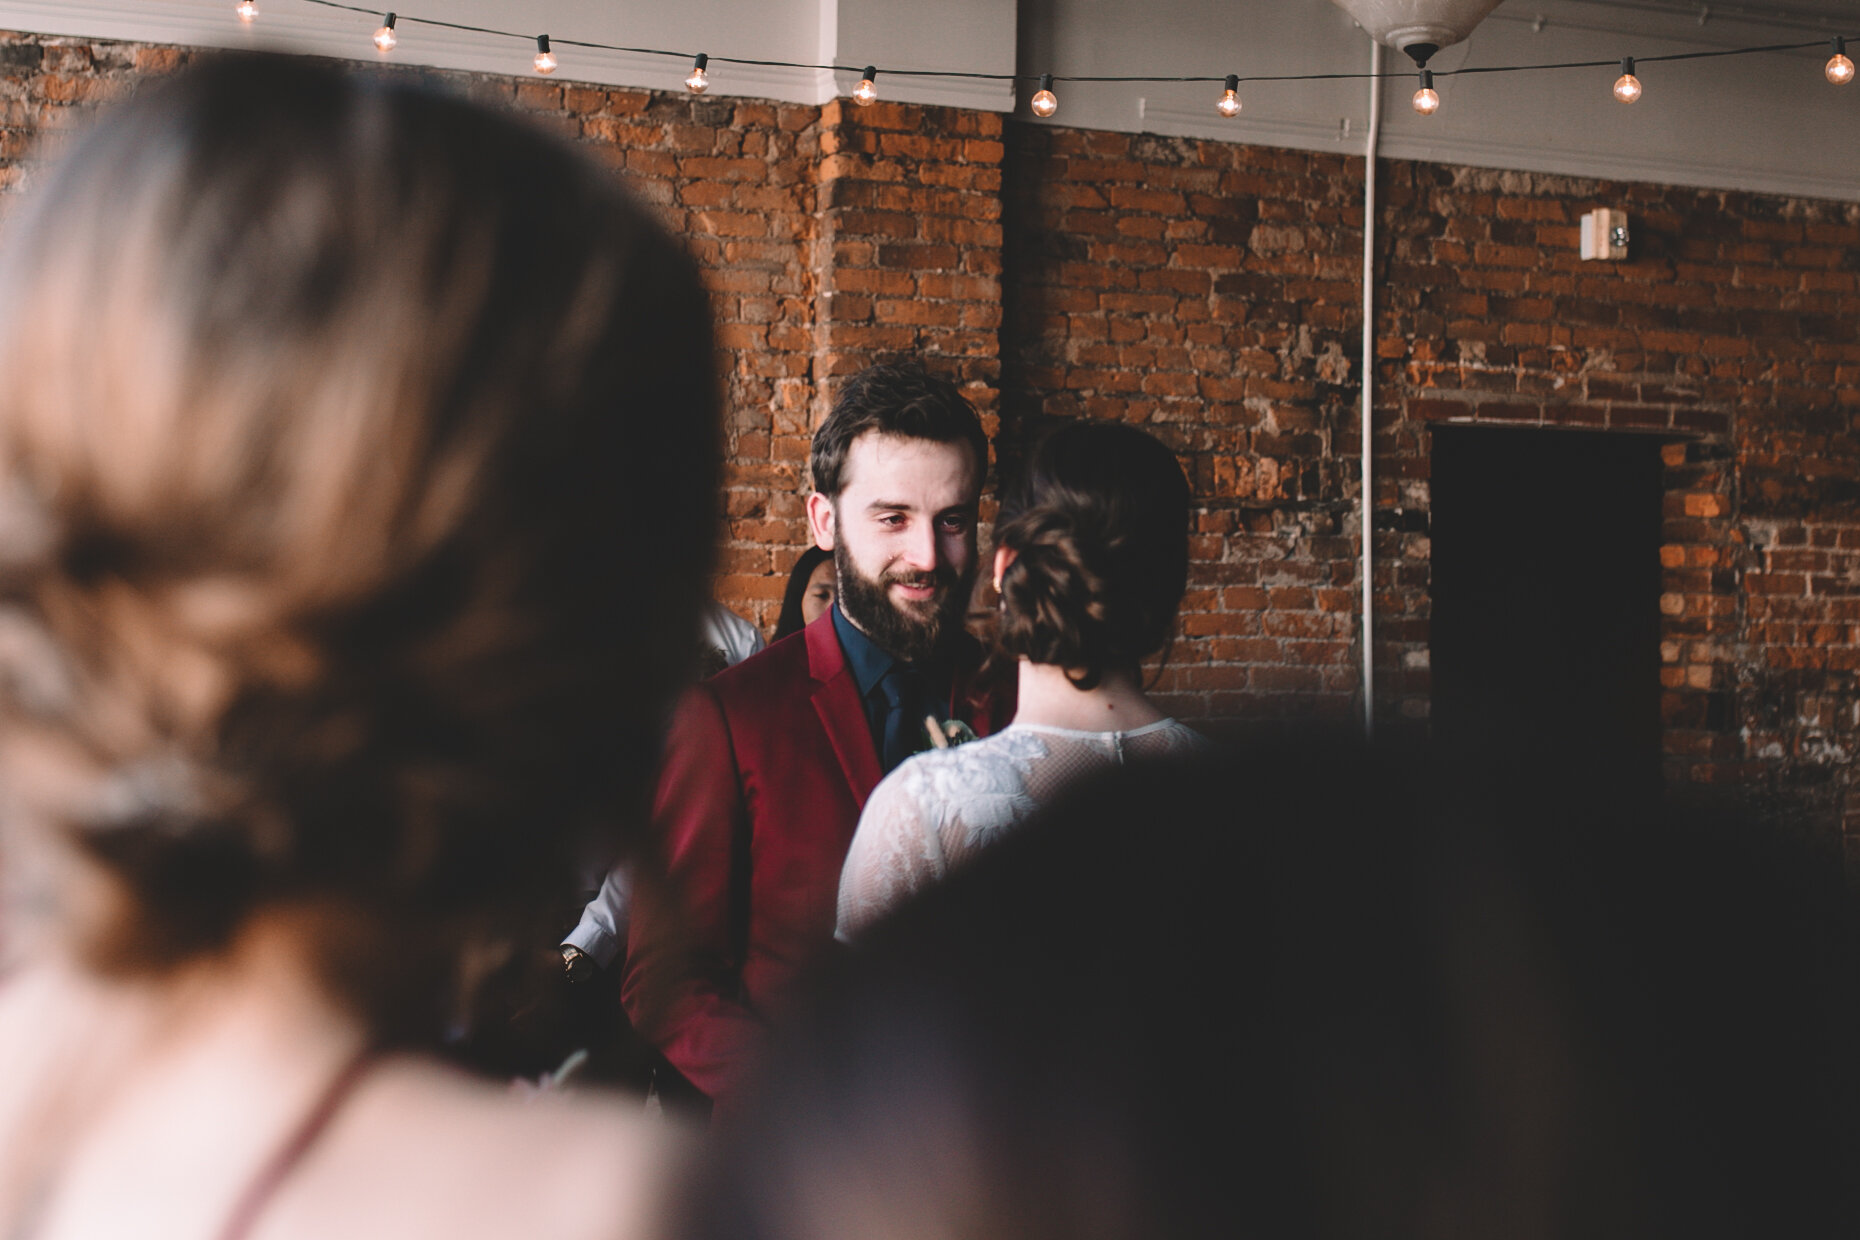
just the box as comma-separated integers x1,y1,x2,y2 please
805,612,884,809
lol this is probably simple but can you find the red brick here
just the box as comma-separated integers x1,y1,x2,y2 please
11,31,1850,809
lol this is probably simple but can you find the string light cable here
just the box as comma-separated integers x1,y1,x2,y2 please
255,0,1855,104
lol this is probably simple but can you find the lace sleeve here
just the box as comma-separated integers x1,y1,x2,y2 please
835,761,949,943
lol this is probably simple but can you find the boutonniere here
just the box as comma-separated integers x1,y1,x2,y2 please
923,715,978,751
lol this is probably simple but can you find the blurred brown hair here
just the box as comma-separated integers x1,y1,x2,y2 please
0,55,718,1027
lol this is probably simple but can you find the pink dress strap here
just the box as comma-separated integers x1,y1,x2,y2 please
213,1049,375,1240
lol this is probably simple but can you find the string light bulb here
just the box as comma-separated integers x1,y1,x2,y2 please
852,66,878,106
373,12,397,52
533,34,557,75
685,53,710,94
1030,73,1058,118
235,0,258,21
1826,37,1854,85
1613,57,1642,103
1217,73,1242,118
1412,69,1439,115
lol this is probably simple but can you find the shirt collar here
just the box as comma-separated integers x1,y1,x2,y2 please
831,603,895,698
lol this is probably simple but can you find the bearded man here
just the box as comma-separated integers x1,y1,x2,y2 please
609,361,1014,1110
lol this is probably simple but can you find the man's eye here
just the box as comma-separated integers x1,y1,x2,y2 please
938,516,969,532
877,514,905,527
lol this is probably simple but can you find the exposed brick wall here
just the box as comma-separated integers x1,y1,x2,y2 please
1000,126,1859,839
3,30,1857,843
999,126,1367,724
0,36,181,192
1373,165,1859,836
813,99,1004,412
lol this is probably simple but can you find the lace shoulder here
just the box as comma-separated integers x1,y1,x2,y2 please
835,731,1046,941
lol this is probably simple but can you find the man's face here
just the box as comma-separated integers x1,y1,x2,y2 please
805,431,981,664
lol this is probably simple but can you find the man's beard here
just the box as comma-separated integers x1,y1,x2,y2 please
834,539,972,666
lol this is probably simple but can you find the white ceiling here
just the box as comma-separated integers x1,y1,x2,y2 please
4,0,1856,201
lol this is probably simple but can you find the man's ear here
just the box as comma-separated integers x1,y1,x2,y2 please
805,491,837,551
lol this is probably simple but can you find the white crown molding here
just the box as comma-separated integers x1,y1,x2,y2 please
1374,128,1860,204
1140,100,1353,152
829,66,1015,112
1139,100,1860,204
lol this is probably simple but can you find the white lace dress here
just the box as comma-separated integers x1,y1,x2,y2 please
835,719,1207,941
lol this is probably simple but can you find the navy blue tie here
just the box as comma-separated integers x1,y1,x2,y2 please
878,667,928,773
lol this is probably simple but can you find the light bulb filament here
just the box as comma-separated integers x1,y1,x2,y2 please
1217,74,1241,118
1827,38,1854,85
1613,57,1641,103
1030,73,1058,118
1412,68,1439,115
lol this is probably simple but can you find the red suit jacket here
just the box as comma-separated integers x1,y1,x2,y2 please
620,610,1013,1104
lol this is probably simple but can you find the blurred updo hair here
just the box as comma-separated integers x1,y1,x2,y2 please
993,422,1189,690
0,56,718,1025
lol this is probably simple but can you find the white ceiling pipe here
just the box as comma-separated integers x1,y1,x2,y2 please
1359,36,1382,739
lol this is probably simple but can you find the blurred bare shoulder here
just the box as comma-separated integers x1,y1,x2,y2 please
278,1058,689,1240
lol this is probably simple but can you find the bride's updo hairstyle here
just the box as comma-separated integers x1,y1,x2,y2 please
993,421,1190,690
0,56,718,1021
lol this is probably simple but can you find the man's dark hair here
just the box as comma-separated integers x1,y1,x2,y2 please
809,360,987,498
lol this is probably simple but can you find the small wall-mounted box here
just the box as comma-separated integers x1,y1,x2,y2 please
1580,208,1629,260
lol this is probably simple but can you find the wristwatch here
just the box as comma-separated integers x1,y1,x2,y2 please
561,944,594,983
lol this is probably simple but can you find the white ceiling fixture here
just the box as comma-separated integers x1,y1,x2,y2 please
1327,0,1504,65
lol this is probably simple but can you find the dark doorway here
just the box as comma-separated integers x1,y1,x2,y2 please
1429,427,1664,799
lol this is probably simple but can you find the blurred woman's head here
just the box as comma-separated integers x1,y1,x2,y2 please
774,545,835,641
992,421,1189,689
0,55,718,1029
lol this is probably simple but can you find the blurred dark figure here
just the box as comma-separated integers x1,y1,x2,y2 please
0,53,717,1240
773,545,836,642
685,737,1848,1240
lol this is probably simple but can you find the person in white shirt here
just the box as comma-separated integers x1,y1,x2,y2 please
700,601,766,672
837,420,1207,941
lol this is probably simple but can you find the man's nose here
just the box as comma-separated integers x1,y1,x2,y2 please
899,521,938,572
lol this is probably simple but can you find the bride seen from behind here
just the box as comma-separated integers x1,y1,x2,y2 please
836,420,1206,941
0,54,718,1240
